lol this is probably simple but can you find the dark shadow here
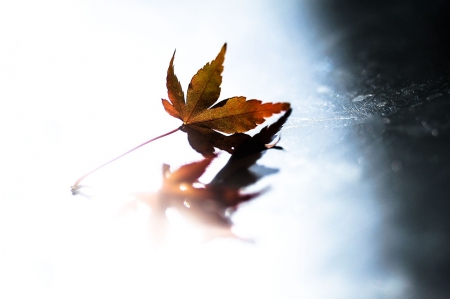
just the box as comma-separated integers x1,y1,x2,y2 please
127,110,292,243
309,1,450,297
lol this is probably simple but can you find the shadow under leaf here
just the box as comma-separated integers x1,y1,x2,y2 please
125,108,292,243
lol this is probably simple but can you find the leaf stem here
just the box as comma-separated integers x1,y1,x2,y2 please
71,126,181,194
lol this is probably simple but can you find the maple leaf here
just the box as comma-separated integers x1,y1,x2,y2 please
71,44,291,192
162,43,291,156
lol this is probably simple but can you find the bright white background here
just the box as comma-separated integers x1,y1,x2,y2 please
0,1,408,298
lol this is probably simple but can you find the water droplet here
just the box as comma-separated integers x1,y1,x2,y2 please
432,129,439,137
426,93,443,101
421,121,432,130
391,161,402,172
352,94,374,102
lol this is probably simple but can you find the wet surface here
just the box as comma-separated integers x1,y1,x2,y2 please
308,0,450,297
1,0,450,298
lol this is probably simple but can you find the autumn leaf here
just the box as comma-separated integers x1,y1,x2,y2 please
162,43,291,156
72,43,291,192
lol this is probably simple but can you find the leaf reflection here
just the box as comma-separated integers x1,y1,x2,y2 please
125,109,292,243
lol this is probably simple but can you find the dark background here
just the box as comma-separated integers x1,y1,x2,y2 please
310,0,450,297
1,1,448,297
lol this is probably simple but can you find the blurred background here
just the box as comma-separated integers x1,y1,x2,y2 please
1,0,449,298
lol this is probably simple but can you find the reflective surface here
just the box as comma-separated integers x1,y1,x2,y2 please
1,0,449,298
